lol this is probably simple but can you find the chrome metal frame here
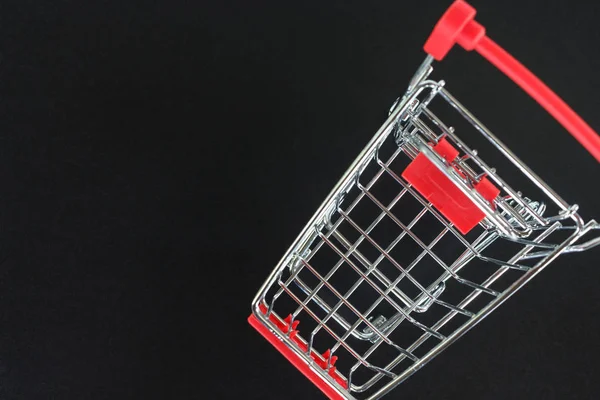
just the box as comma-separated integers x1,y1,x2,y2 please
250,56,600,400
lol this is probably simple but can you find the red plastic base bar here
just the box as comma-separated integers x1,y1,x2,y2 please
248,305,348,400
402,138,499,234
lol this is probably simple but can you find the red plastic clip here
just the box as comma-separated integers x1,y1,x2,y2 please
402,138,500,234
249,305,348,399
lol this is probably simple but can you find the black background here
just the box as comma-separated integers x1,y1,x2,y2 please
1,0,599,399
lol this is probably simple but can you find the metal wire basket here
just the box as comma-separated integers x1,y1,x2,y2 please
248,1,600,399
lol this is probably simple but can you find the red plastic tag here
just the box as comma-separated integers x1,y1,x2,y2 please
402,139,499,234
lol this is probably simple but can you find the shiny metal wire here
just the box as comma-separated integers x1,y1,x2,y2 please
251,57,600,400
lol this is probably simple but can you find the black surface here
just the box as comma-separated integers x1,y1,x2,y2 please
1,0,599,399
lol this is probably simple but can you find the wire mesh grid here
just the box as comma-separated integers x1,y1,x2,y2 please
252,76,599,399
248,0,600,396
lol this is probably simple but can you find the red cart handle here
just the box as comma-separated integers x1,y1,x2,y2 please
424,0,600,163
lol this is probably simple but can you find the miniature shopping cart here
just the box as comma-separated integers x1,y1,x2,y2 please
248,1,600,399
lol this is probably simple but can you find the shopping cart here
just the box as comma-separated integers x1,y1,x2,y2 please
248,1,600,399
